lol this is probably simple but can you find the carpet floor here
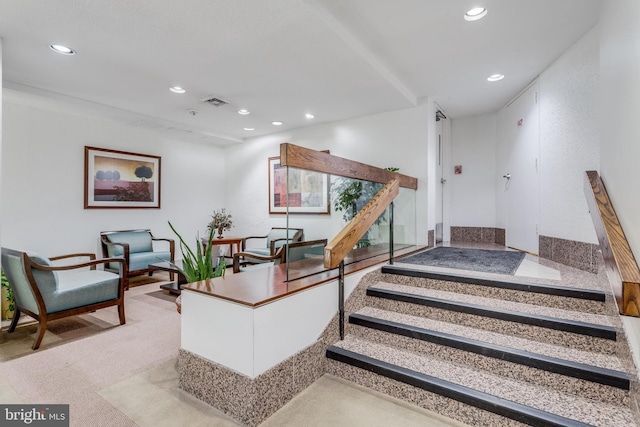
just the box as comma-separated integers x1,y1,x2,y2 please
397,246,526,275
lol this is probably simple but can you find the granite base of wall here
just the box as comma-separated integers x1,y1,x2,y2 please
539,235,600,274
179,340,325,427
177,270,381,426
427,229,434,248
450,226,505,245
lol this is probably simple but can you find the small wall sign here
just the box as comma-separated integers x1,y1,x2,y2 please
454,165,462,175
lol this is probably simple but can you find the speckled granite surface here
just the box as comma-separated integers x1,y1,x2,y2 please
179,339,326,427
330,336,637,427
370,281,614,327
355,306,625,371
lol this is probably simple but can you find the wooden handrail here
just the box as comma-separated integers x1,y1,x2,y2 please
585,170,640,316
324,179,400,269
280,143,418,190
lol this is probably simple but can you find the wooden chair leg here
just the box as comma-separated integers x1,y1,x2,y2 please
170,271,175,281
32,318,47,350
118,303,126,325
8,310,21,332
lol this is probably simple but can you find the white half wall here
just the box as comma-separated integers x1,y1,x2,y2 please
1,89,227,256
600,0,640,260
449,114,497,227
224,104,431,245
538,25,600,244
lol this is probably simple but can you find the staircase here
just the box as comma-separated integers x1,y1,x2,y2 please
325,261,639,426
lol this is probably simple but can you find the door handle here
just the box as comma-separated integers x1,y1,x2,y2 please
440,178,446,184
503,173,511,180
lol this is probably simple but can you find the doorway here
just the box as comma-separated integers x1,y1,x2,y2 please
498,81,540,254
435,109,449,244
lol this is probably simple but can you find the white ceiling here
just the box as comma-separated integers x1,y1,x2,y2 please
0,0,602,145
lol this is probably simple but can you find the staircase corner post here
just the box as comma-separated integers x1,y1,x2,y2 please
339,260,345,340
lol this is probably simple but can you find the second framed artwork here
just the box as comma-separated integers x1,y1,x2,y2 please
84,146,161,209
268,156,330,214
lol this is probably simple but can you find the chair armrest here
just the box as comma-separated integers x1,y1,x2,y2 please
49,253,97,270
151,237,175,259
50,253,96,261
242,234,268,251
232,249,284,273
26,256,126,273
101,240,130,262
269,238,295,255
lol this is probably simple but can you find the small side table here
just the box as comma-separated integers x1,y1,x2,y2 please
203,236,243,263
149,261,187,295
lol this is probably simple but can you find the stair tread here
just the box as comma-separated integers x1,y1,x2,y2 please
390,260,604,292
370,282,614,327
331,336,636,427
354,307,627,372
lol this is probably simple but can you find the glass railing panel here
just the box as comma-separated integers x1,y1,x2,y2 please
282,165,329,279
283,166,417,279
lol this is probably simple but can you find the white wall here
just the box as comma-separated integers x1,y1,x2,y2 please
449,114,497,227
224,104,431,245
1,89,227,256
538,25,600,244
599,0,640,259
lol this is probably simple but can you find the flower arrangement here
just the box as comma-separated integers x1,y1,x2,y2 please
208,208,233,239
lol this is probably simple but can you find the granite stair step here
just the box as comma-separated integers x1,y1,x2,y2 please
326,336,637,427
381,265,607,314
348,307,630,399
367,282,616,338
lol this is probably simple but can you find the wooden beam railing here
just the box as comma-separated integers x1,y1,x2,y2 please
585,170,640,316
324,179,400,269
280,143,417,190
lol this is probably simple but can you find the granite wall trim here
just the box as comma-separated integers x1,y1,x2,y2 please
539,235,600,274
428,229,435,248
179,338,326,427
450,226,505,245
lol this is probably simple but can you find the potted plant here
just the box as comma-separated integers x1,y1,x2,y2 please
208,208,233,239
168,222,226,282
1,269,15,320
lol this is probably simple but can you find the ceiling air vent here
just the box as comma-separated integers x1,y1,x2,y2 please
201,96,229,107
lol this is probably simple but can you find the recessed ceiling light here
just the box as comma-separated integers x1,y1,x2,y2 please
169,86,186,94
305,113,315,119
49,44,76,55
244,127,255,131
238,109,251,115
487,74,505,82
464,7,487,21
271,121,284,126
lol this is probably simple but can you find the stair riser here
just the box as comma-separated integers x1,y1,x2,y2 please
366,297,617,354
348,324,629,405
326,359,528,427
379,273,606,314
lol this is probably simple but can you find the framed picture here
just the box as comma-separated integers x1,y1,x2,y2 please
268,156,330,214
84,146,161,209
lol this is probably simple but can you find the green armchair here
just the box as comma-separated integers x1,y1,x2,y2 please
238,227,303,266
1,248,126,350
100,229,175,288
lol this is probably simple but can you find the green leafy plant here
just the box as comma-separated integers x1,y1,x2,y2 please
168,221,226,282
1,269,15,319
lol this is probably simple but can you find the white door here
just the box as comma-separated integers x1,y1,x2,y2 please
500,82,539,254
435,119,444,243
